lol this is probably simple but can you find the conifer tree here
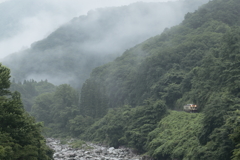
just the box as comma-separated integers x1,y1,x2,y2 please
0,63,53,159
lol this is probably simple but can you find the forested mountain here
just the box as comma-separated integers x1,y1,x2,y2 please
74,0,240,159
81,0,240,109
0,64,53,159
3,0,240,159
2,0,209,88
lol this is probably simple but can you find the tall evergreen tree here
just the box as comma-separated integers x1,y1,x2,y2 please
0,63,53,160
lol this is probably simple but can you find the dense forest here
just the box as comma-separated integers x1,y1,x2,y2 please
1,0,240,159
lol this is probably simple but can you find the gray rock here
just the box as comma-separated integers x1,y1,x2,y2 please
47,138,151,160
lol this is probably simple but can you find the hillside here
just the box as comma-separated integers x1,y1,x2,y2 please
82,0,240,109
4,0,240,159
2,0,209,88
66,0,240,159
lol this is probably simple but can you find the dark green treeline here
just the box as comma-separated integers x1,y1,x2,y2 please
11,81,108,137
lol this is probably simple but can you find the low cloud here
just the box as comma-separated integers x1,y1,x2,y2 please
0,0,176,59
1,0,210,87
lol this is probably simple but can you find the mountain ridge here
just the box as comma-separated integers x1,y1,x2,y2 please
2,0,209,88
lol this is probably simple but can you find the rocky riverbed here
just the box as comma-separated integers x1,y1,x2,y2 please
46,138,153,160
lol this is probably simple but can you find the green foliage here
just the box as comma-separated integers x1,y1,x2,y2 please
123,100,167,152
83,100,167,152
0,64,53,160
83,107,127,147
69,140,95,150
28,80,107,138
147,111,203,159
10,79,56,112
31,93,54,125
229,110,240,160
68,115,94,137
59,138,68,145
0,64,11,96
31,84,80,137
80,79,108,118
58,138,93,150
183,0,240,28
191,109,240,160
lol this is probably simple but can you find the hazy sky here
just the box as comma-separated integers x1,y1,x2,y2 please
0,0,177,59
0,0,174,5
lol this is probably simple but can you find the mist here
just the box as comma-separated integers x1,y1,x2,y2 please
1,0,209,87
0,0,175,59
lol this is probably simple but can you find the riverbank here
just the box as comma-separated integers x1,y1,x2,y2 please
46,138,152,160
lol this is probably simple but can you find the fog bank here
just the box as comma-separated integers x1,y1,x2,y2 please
0,0,176,59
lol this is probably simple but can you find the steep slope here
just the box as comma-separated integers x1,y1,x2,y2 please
83,0,240,109
2,0,209,88
75,0,240,159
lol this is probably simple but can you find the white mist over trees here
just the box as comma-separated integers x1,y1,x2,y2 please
2,0,209,87
0,0,175,59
